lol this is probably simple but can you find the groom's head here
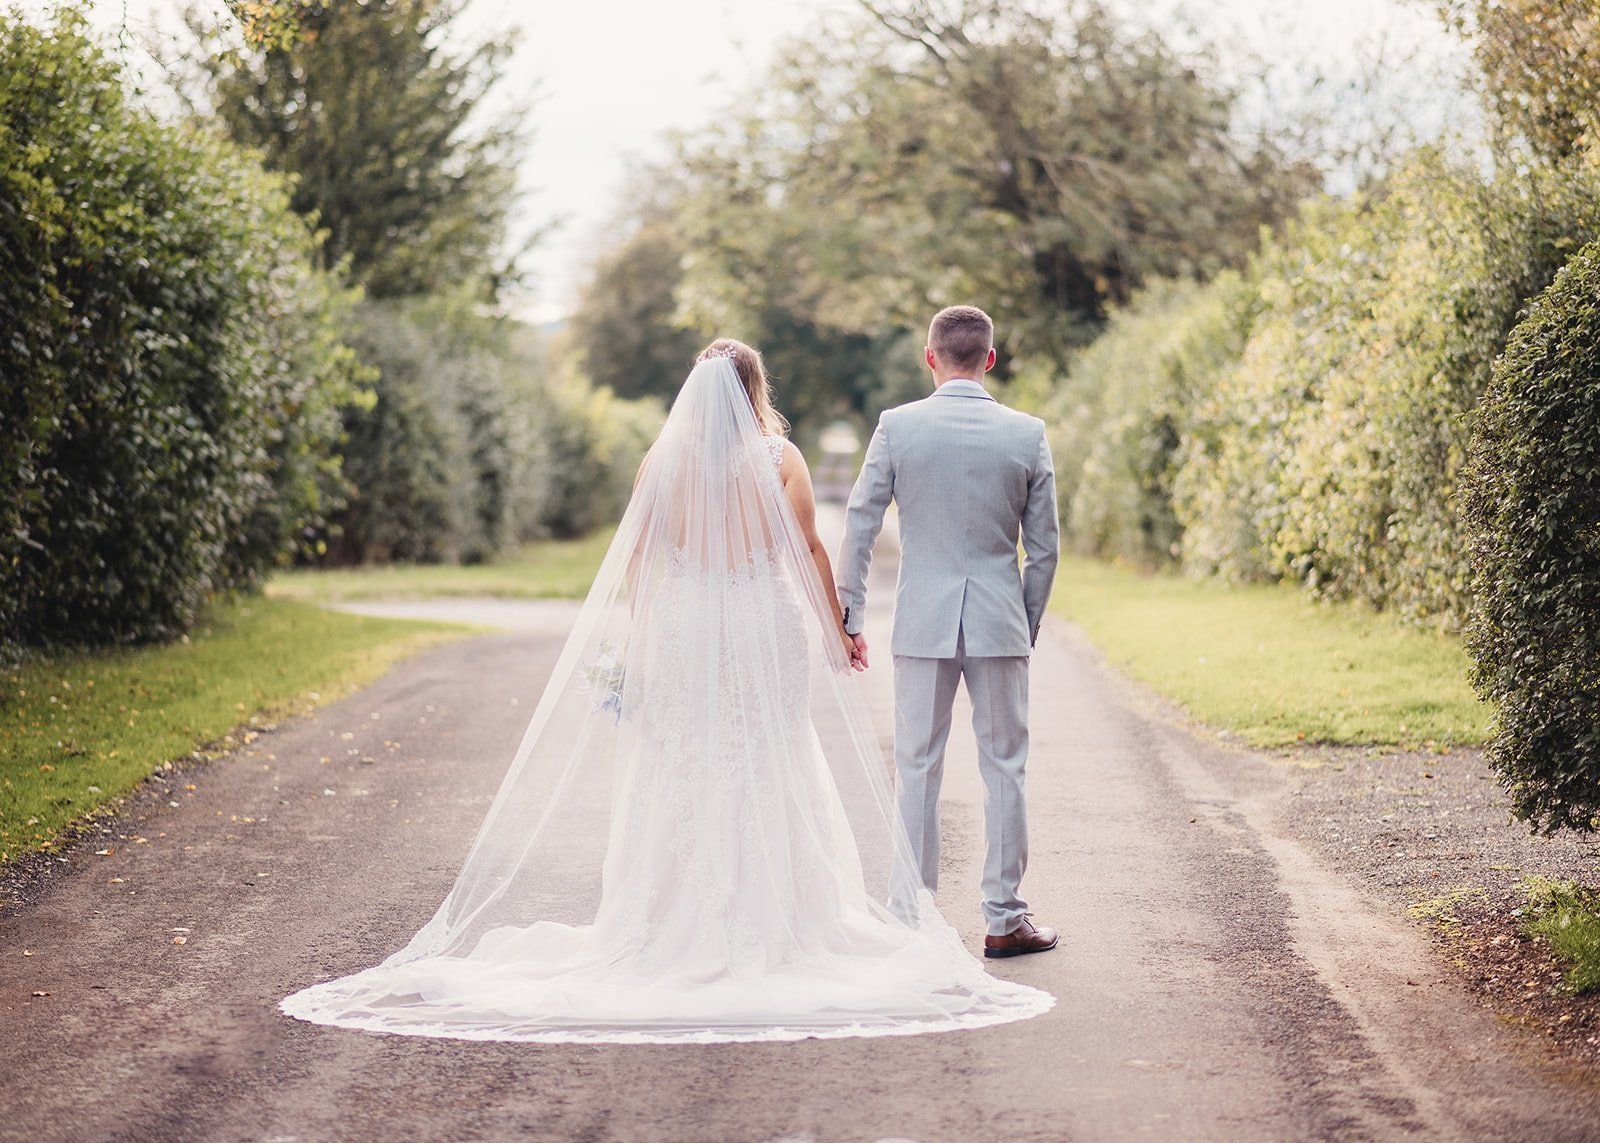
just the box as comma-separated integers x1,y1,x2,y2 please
925,305,996,384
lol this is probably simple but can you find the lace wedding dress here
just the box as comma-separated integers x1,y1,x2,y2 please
281,357,1053,1043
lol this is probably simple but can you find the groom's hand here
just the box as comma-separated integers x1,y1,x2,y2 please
849,633,869,670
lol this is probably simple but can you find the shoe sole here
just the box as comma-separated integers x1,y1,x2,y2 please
983,937,1059,959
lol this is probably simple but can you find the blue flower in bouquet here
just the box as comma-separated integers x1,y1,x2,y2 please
579,642,627,724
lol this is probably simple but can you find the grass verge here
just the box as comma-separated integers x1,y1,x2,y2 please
0,597,462,862
267,528,615,604
1053,555,1491,748
1524,878,1600,995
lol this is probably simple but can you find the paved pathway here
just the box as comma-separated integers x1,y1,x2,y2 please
3,512,1598,1141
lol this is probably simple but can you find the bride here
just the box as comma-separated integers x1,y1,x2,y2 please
281,339,1053,1042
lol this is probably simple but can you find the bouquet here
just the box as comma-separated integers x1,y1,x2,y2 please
579,641,627,724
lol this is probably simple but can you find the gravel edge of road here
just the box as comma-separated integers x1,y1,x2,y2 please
1055,621,1600,1079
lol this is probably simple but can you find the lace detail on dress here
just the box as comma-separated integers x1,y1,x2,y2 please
615,544,815,966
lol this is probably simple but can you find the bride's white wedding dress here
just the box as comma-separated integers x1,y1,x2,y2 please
281,358,1053,1042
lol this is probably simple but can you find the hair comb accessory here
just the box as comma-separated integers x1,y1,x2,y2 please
699,345,739,361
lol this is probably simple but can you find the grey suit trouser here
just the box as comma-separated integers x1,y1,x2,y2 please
893,630,1030,936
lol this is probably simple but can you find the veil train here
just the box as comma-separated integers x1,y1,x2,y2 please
280,356,1054,1043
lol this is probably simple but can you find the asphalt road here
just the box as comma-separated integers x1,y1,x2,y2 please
4,511,1599,1142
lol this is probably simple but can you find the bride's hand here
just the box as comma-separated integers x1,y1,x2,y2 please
840,630,867,672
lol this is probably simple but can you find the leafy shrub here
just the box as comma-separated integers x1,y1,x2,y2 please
1523,878,1600,990
1462,239,1600,833
534,373,662,539
1175,196,1387,584
1081,154,1600,620
1053,275,1256,569
0,10,366,655
1270,158,1600,625
323,298,661,562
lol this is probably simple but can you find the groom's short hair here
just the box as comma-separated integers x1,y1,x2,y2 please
928,306,994,374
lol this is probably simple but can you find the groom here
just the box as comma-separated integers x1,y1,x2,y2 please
838,305,1060,958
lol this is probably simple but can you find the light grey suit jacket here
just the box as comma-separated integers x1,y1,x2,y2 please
838,379,1060,659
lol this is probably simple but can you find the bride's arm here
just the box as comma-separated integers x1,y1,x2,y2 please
779,442,864,671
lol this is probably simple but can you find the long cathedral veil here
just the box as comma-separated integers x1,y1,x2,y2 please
281,355,1053,1042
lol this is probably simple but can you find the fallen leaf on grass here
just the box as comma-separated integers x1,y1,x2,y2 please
171,936,187,945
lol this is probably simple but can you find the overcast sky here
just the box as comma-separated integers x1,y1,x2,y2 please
79,0,1468,321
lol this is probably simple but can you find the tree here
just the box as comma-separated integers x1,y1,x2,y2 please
566,196,706,402
1443,0,1600,161
673,0,1316,374
191,0,528,299
221,0,329,49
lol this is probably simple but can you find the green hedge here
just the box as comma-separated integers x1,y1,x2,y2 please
1462,239,1600,833
322,296,660,564
1048,275,1256,570
1267,160,1600,623
1052,152,1600,627
1,10,367,655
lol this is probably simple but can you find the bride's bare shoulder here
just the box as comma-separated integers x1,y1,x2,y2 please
772,436,806,474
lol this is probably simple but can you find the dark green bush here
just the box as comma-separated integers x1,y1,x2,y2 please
0,10,367,655
1462,239,1600,833
322,297,660,563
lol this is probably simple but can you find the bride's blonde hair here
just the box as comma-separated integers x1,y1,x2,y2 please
696,338,788,437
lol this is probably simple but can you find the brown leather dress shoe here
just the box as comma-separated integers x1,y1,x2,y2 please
983,914,1059,959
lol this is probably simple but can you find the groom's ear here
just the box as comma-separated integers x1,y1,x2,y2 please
983,347,997,374
924,345,938,373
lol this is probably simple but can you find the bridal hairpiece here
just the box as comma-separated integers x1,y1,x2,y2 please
699,345,739,361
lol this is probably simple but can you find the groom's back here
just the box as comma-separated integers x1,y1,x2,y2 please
880,384,1050,658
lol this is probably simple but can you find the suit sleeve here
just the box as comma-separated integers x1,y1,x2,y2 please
837,415,894,636
1021,425,1060,646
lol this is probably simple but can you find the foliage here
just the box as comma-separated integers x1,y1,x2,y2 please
684,0,1310,365
323,298,658,563
1053,556,1489,748
1523,879,1600,992
192,0,528,299
1270,159,1600,624
534,373,662,539
1443,0,1600,160
571,0,1313,440
1172,196,1380,585
1059,153,1599,625
0,596,460,862
0,9,368,657
661,155,922,440
1462,239,1600,833
222,0,329,49
1050,275,1255,568
566,202,707,403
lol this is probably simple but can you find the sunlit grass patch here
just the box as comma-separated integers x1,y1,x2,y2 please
0,598,461,862
1052,556,1491,748
267,528,615,604
1524,878,1600,995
